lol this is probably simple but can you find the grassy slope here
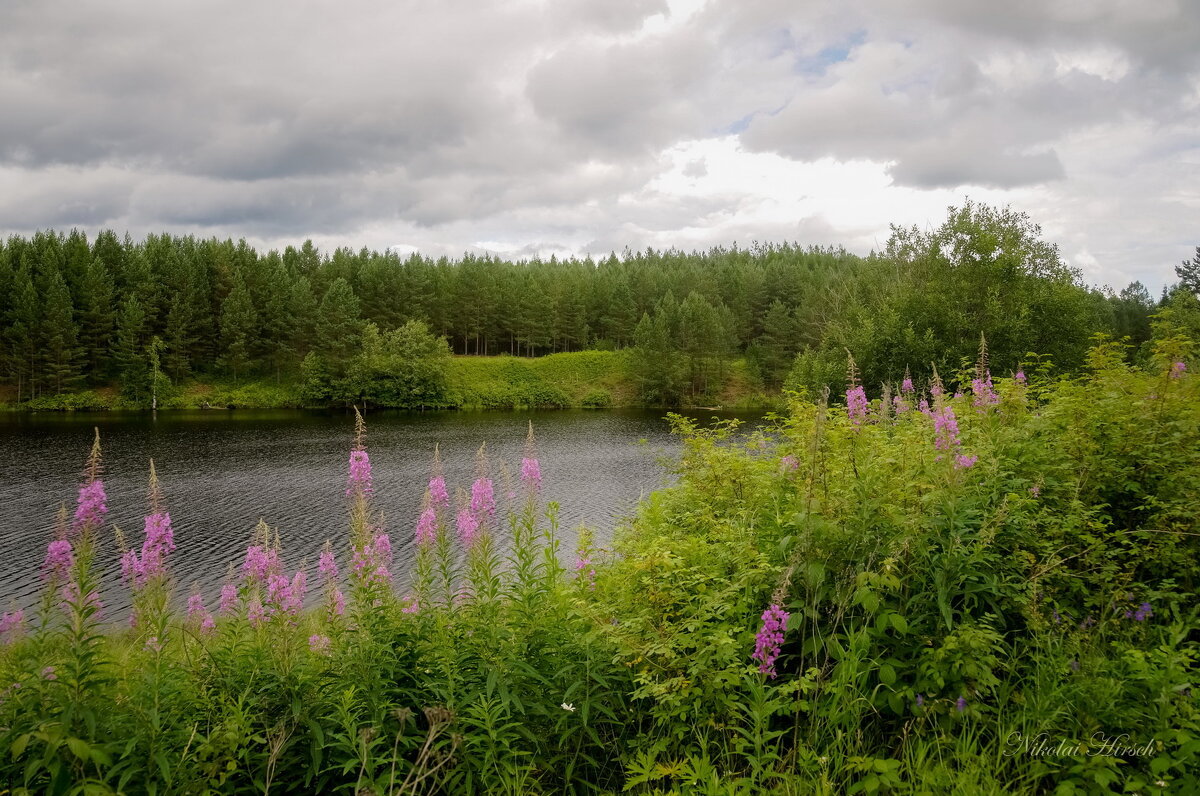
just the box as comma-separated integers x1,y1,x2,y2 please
2,351,781,411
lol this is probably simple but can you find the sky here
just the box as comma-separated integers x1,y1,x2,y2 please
1,0,1197,292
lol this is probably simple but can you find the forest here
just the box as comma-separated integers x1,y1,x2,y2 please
1,201,1196,409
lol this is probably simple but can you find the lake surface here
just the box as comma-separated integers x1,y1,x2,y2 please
0,408,763,616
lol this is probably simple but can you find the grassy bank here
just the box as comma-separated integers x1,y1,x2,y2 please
0,338,1195,793
1,351,784,412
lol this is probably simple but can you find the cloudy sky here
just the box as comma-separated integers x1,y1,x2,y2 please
1,0,1197,291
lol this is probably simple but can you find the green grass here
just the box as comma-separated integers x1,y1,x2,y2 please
3,351,785,412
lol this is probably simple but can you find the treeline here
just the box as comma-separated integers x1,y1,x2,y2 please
0,200,1194,407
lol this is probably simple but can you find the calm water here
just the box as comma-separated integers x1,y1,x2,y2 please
0,408,762,615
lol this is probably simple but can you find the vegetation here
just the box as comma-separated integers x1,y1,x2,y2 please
2,201,1192,410
0,316,1196,793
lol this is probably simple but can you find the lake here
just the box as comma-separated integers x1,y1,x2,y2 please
0,408,764,615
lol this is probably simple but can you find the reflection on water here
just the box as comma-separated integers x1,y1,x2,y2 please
0,408,763,614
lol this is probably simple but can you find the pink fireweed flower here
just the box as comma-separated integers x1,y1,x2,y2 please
1030,484,1041,497
918,398,931,415
1015,370,1027,384
428,476,450,510
200,614,216,635
416,505,437,546
242,545,281,583
933,406,961,451
219,582,239,615
1171,361,1186,379
318,545,339,583
954,454,978,470
41,539,74,581
124,512,176,586
332,588,346,616
901,377,914,394
846,385,868,425
402,597,419,614
352,534,393,589
520,458,542,491
373,533,392,566
574,556,596,590
346,450,373,497
971,372,999,409
186,593,207,621
893,395,909,414
309,634,332,655
752,604,789,678
247,598,265,628
470,477,496,520
780,455,799,472
456,508,480,549
0,610,25,638
71,480,108,536
42,665,57,681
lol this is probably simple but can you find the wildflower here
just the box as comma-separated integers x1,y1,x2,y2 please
846,385,868,425
200,614,216,635
456,508,479,549
428,476,450,510
561,703,575,712
318,543,339,582
956,696,967,713
308,634,332,655
575,556,596,590
219,582,239,615
186,593,207,621
332,588,346,616
41,539,74,581
901,376,914,394
61,583,102,615
470,478,496,521
520,458,542,491
72,479,108,536
1030,484,1041,497
752,604,789,678
933,406,960,450
0,610,24,637
1170,361,1186,379
918,398,931,415
346,449,373,497
415,504,437,546
1015,369,1027,384
954,454,978,469
144,636,162,653
242,544,281,583
1133,602,1153,621
402,598,419,614
916,694,924,707
42,666,56,681
893,395,909,414
247,598,265,628
779,455,799,471
971,372,999,409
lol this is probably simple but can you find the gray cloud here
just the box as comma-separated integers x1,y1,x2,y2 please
0,0,1195,290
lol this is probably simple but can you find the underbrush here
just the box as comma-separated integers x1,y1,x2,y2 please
0,333,1196,794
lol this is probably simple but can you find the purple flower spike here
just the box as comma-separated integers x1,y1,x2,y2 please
428,476,450,510
219,582,239,615
521,458,542,491
41,539,75,581
956,696,967,713
846,385,868,425
1133,602,1153,621
1170,361,1186,379
456,508,479,549
416,505,437,546
752,603,789,678
346,450,373,497
470,478,496,520
71,479,108,536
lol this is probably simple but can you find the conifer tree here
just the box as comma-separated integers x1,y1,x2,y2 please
38,263,84,394
220,270,258,381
